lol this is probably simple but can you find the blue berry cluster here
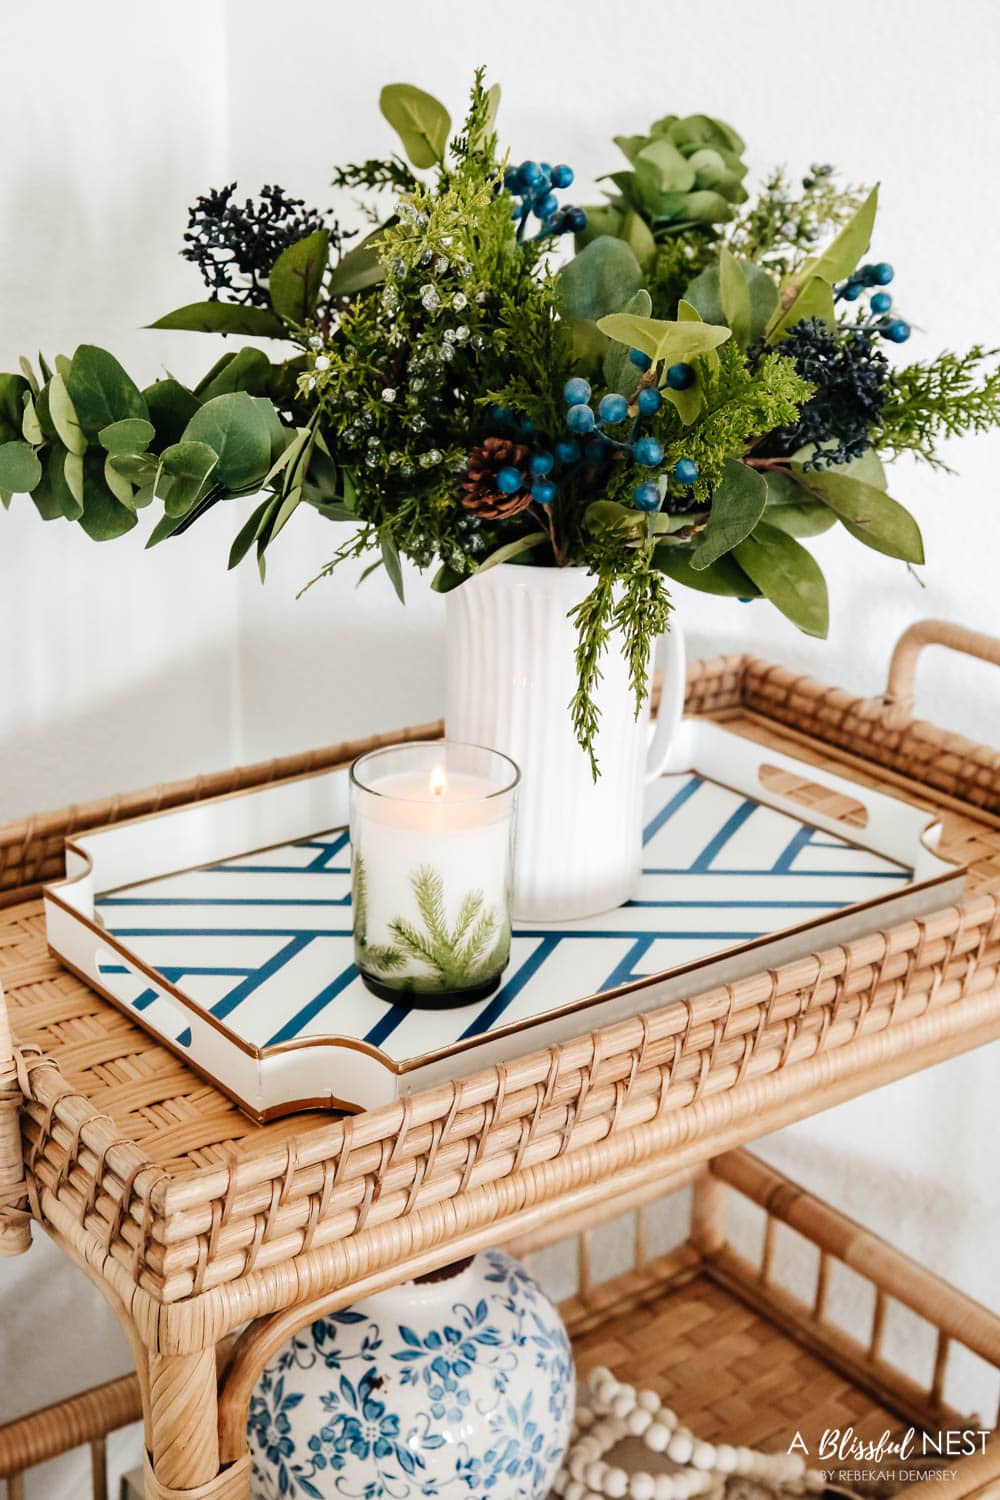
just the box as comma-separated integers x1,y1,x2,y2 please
504,160,586,241
485,405,558,506
836,262,910,343
562,374,699,511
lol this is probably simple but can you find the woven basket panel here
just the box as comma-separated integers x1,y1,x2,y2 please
573,1271,913,1463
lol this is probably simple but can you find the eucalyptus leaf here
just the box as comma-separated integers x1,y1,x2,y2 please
379,82,451,168
690,459,766,568
32,385,58,444
66,345,148,433
196,347,272,402
682,261,778,343
78,449,139,540
662,299,710,424
64,451,84,507
328,234,385,297
143,379,201,449
21,397,43,447
596,310,731,366
268,230,330,325
653,545,761,597
254,397,295,469
108,451,157,484
718,246,751,347
733,522,829,636
30,443,81,520
573,204,624,251
103,456,136,511
556,236,643,321
155,441,219,517
380,532,405,602
99,417,155,455
0,373,29,443
0,440,42,493
147,301,286,339
799,470,924,562
181,392,271,490
620,210,656,271
49,372,87,455
228,496,273,570
602,289,652,392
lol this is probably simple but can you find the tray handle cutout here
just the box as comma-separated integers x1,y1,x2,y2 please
757,763,869,830
94,947,193,1048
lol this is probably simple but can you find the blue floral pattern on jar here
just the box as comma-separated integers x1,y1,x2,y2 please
248,1249,574,1500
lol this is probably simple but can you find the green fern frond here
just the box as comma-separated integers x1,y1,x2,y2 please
459,910,497,969
364,944,407,973
452,889,485,946
412,866,451,950
388,916,445,972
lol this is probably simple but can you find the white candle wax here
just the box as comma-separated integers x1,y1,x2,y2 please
352,765,515,998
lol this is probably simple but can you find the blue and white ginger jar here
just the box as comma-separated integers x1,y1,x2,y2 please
248,1248,575,1499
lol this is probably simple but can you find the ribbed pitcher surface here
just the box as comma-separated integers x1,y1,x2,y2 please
444,564,684,921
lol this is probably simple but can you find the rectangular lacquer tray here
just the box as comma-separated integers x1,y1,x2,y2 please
43,719,965,1120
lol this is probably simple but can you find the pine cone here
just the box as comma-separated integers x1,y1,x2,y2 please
461,437,532,520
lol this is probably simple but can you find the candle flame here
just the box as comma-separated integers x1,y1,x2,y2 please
429,765,447,799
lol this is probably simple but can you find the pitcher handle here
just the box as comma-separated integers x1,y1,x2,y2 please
645,620,686,783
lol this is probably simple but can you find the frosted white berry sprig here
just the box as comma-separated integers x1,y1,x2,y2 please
551,1368,824,1500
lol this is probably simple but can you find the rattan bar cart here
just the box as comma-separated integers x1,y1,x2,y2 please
2,619,1000,1500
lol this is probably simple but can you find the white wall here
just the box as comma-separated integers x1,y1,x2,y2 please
1,3,998,1495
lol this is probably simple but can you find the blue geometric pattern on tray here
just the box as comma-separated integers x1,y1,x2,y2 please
94,772,911,1064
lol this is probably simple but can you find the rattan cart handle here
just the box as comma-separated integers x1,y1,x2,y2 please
881,618,1000,728
0,979,31,1255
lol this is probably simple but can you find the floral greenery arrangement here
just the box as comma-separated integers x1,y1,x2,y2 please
2,73,999,769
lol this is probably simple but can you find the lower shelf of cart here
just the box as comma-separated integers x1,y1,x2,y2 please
540,1151,1000,1498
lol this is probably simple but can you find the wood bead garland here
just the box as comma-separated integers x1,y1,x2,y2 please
551,1369,826,1500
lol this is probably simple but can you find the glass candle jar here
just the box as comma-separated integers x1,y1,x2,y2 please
349,741,519,1007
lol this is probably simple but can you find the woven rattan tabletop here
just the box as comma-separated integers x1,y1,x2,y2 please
3,651,1000,1337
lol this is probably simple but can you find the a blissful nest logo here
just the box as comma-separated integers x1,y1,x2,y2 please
787,1426,991,1484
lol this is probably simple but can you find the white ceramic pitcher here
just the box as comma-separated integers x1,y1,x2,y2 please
445,563,685,921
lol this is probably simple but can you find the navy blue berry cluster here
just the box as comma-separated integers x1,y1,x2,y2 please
503,160,587,242
836,262,910,344
480,364,699,515
563,362,699,510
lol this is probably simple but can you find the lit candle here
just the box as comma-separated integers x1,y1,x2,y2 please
349,742,519,1006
